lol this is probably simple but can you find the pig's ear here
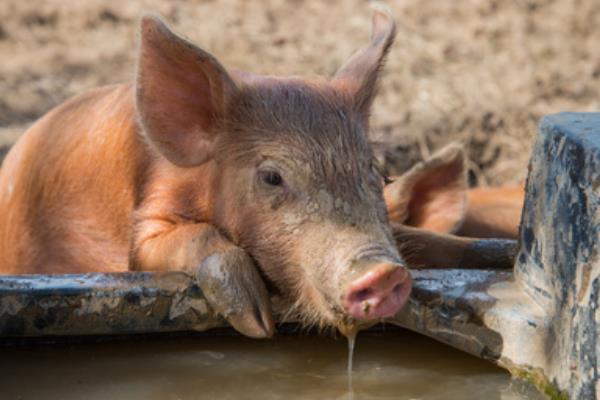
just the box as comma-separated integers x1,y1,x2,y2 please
384,143,468,234
332,5,396,116
136,15,238,167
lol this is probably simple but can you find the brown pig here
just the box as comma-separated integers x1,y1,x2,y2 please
0,9,414,337
384,143,523,267
0,9,516,338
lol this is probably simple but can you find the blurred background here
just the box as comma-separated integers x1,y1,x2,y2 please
0,0,599,185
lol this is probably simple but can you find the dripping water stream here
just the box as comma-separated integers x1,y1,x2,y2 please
347,330,356,375
346,330,357,400
339,323,360,400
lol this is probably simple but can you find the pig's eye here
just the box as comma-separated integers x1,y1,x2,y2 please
370,161,391,186
260,170,284,187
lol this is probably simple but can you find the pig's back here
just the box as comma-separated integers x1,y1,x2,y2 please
0,84,149,274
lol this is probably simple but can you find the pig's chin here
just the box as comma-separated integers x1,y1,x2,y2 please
268,280,340,332
336,317,378,338
279,283,372,335
254,263,376,334
273,287,377,336
295,301,377,337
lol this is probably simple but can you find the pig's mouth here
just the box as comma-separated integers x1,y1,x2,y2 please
249,238,412,333
255,262,345,332
256,264,411,334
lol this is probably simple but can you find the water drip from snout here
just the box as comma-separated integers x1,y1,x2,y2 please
338,323,360,400
346,331,356,400
347,331,356,376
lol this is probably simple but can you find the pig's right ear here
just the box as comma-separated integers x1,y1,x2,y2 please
384,143,468,234
136,15,238,167
332,5,396,119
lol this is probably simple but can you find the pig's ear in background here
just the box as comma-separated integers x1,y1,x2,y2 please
332,4,396,117
136,15,238,167
384,143,468,234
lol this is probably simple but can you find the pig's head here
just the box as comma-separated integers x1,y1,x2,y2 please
135,8,411,333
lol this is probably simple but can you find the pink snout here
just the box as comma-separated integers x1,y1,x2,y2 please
343,263,412,321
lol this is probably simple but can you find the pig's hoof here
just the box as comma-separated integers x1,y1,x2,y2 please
196,249,275,339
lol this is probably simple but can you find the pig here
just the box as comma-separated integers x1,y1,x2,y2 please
384,143,524,239
0,8,516,338
384,143,522,268
459,185,523,239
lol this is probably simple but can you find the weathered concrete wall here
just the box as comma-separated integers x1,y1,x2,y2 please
0,272,222,336
516,113,600,399
398,113,600,399
0,270,516,340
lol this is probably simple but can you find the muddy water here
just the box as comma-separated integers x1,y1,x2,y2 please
0,330,543,400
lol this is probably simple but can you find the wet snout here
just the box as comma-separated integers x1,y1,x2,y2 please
343,262,412,321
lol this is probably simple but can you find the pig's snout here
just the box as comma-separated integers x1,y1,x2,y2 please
343,263,412,321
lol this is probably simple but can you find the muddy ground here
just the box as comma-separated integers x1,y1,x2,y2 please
1,0,599,185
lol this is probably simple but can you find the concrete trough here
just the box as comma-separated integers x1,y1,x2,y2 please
1,112,598,399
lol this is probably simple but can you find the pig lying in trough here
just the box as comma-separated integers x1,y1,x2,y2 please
0,8,521,338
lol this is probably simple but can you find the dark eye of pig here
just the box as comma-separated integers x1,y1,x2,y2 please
260,170,283,187
370,161,390,186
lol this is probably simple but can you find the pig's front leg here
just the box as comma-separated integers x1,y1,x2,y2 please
133,223,274,338
391,223,518,269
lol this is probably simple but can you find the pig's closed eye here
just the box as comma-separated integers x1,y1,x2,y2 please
370,161,390,186
260,170,284,187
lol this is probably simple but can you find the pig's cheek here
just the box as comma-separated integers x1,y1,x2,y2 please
195,248,275,339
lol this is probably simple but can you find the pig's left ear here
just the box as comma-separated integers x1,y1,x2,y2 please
332,5,396,118
384,143,468,234
136,15,238,167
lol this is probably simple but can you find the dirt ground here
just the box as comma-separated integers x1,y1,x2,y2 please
1,0,599,185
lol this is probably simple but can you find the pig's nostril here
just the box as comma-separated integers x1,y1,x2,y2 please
353,288,373,302
343,263,412,321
